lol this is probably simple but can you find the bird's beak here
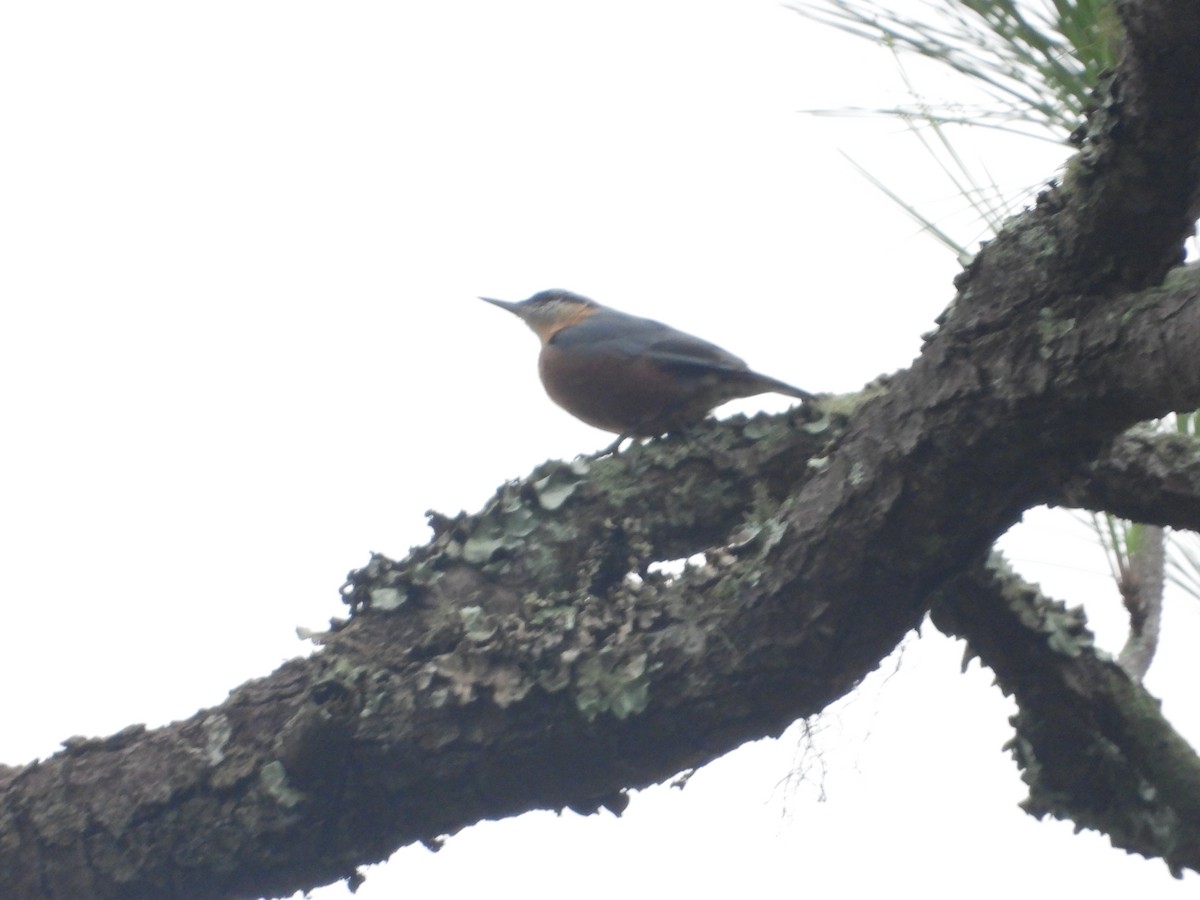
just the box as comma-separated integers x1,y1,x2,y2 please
480,296,521,313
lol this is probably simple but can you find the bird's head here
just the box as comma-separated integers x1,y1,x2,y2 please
480,289,600,342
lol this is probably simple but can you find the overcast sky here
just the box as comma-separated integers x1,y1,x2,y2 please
2,2,1197,897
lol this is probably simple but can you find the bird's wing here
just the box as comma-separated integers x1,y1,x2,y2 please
546,307,813,401
642,334,749,375
549,310,749,375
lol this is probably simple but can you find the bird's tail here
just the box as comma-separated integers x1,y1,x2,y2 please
750,372,816,403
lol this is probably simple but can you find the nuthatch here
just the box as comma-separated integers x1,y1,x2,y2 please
481,289,815,437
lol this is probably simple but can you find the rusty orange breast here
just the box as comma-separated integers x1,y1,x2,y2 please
537,342,716,435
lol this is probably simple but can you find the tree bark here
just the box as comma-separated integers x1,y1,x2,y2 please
2,0,1200,896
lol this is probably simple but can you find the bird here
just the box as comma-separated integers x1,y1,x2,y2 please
481,289,815,439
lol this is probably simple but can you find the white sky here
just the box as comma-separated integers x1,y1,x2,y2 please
2,2,1197,897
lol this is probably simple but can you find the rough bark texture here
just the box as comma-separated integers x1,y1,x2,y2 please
931,558,1200,877
2,1,1200,896
1057,428,1200,530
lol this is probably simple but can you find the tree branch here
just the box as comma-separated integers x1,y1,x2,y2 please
1054,426,1200,532
3,255,1197,895
4,1,1200,896
931,557,1200,877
